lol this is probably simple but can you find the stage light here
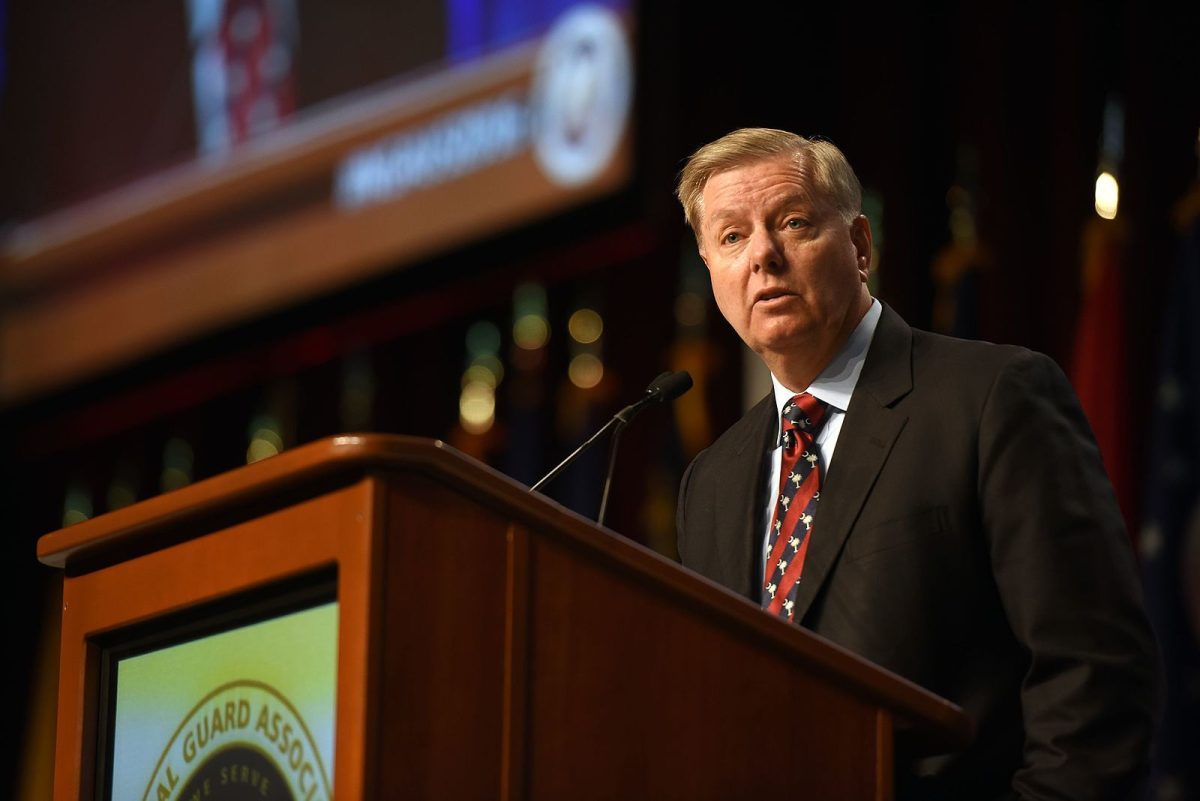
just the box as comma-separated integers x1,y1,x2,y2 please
568,308,603,344
1095,171,1119,220
513,314,549,350
459,380,495,433
466,321,501,358
161,437,195,491
568,353,603,389
246,416,284,464
62,483,93,527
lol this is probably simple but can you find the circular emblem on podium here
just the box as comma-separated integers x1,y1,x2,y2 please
142,680,331,801
530,4,632,186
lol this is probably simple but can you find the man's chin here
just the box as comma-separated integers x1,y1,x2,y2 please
750,324,818,354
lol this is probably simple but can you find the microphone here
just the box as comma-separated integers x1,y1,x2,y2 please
530,371,693,526
612,370,694,424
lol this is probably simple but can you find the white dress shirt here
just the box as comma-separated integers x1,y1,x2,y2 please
760,299,882,574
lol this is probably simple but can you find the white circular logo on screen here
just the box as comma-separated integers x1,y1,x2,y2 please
530,5,633,186
142,680,331,801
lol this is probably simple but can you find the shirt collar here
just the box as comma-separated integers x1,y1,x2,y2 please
771,298,882,421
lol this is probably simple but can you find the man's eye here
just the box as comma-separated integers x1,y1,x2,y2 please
786,218,807,229
723,232,740,244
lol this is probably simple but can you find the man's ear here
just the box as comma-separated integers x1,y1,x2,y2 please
850,215,873,282
696,233,710,269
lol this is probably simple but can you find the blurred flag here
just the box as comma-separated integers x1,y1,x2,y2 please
1071,96,1136,532
1140,208,1200,801
931,149,985,339
188,0,299,154
447,0,628,61
930,223,982,338
1069,215,1135,533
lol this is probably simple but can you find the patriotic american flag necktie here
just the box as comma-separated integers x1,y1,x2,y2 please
762,392,830,621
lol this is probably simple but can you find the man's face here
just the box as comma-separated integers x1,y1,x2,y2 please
698,155,872,365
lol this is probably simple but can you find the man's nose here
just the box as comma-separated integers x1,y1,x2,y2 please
749,231,784,273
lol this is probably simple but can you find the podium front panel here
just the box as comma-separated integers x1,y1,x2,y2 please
50,478,380,801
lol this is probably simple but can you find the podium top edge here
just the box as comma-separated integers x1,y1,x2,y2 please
36,434,498,569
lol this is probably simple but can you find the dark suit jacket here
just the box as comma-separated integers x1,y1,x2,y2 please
676,304,1159,800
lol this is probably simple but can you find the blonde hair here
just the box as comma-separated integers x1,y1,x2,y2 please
676,128,863,239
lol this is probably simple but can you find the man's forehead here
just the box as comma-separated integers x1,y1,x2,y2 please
702,157,821,218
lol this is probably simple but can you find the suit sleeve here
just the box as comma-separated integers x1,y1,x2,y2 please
978,350,1161,800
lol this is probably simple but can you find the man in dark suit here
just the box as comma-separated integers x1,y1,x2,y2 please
674,128,1159,799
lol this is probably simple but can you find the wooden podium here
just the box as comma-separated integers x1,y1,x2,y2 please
38,435,970,800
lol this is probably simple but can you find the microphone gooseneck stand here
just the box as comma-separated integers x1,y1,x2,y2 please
529,371,693,527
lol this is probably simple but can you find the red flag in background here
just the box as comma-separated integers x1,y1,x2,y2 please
1069,216,1136,539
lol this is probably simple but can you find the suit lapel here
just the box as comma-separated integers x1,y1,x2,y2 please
712,394,776,600
793,304,914,623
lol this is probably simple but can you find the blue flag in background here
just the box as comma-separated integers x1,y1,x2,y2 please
1140,215,1200,800
447,0,627,62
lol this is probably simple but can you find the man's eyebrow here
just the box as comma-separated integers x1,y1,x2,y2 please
707,208,740,226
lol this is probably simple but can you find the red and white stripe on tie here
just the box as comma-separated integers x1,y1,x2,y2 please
762,392,829,621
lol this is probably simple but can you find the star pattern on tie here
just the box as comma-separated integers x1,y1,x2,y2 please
761,392,830,622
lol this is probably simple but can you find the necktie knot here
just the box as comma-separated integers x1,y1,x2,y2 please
780,393,829,453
